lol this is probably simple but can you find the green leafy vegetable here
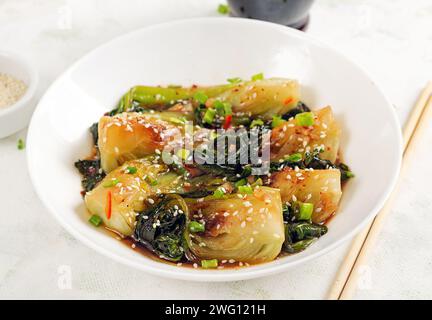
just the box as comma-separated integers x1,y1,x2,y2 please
89,123,99,145
134,194,188,262
338,163,355,181
272,149,355,184
283,222,327,254
74,159,106,192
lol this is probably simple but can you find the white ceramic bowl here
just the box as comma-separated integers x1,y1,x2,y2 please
0,51,38,138
27,18,402,281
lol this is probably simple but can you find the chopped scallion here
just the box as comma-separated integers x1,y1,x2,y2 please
298,202,314,221
201,259,218,268
217,4,229,15
295,112,315,126
223,102,232,115
251,178,263,187
250,119,264,128
203,108,216,125
213,187,226,198
126,166,137,174
103,178,119,188
214,100,225,115
189,221,205,233
285,153,303,162
238,185,253,194
194,91,208,104
251,72,264,81
17,139,25,150
89,214,103,227
227,77,242,84
271,115,286,128
145,176,158,186
235,179,247,187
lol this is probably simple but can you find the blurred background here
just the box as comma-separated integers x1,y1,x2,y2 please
0,0,431,299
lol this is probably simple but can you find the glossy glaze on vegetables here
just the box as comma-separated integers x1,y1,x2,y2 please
75,77,354,269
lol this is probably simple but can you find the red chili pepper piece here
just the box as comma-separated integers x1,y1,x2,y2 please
223,114,232,129
106,191,112,220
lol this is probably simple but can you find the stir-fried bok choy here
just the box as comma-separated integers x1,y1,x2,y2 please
75,75,354,269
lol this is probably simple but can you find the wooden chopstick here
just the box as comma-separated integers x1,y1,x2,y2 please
327,81,432,300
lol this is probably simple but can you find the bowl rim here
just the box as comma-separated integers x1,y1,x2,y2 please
0,50,39,117
26,17,403,281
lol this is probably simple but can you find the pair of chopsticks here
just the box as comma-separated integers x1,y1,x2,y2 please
328,81,432,300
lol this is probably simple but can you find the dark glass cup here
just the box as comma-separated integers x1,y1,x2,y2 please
227,0,315,30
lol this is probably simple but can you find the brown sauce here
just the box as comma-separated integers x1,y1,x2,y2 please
121,237,246,270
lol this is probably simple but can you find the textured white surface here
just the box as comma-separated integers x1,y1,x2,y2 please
0,0,431,299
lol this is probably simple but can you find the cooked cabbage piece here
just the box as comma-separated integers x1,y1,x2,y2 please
184,187,285,263
116,78,299,120
271,106,340,162
214,78,299,119
84,158,184,236
98,112,185,173
270,168,342,223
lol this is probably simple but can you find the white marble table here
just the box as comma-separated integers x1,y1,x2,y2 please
1,0,431,299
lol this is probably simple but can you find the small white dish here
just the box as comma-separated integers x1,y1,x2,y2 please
27,18,402,281
0,51,39,138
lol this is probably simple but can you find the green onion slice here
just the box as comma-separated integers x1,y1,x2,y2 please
201,259,218,268
203,108,216,125
295,112,315,126
103,178,119,188
251,72,264,81
194,91,208,104
89,214,103,227
238,185,253,194
271,115,286,128
189,221,205,233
